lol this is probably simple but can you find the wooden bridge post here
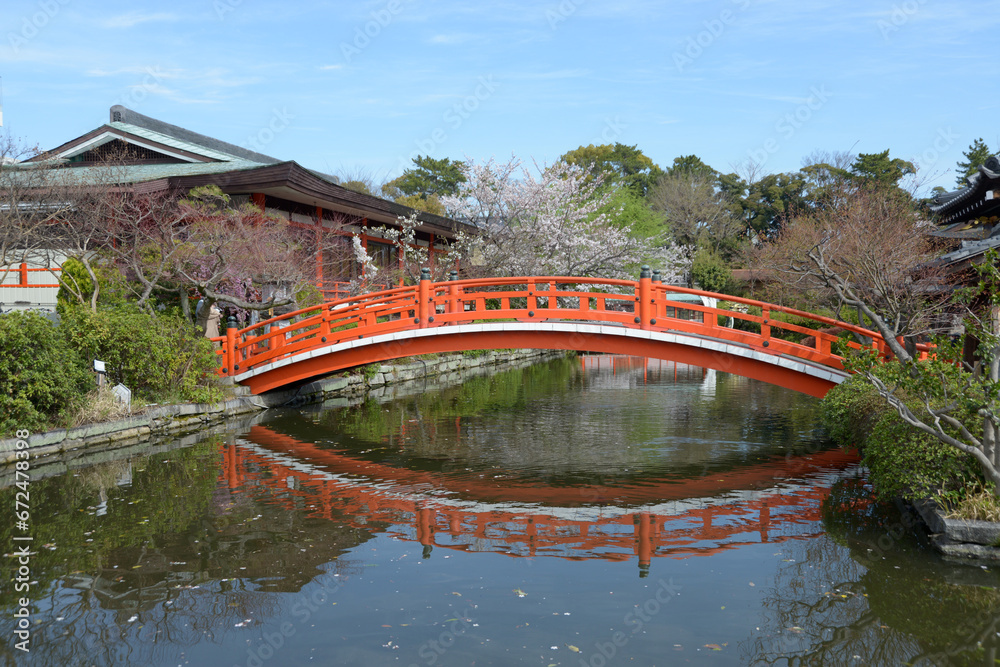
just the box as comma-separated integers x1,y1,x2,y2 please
761,307,771,347
225,316,238,377
418,267,431,328
638,265,652,330
447,270,460,315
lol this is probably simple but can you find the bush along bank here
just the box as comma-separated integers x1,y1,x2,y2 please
0,348,567,464
821,370,1000,559
0,307,224,438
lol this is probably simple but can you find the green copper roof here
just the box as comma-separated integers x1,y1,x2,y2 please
5,159,271,187
107,121,248,162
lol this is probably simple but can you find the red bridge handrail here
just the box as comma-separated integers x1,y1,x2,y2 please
211,273,912,384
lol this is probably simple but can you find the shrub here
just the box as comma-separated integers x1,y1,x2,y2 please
60,306,222,404
0,311,92,435
821,374,889,448
690,248,731,294
821,368,983,502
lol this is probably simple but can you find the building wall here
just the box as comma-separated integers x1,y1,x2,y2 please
0,255,64,313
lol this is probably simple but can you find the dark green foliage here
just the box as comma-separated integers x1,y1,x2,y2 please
60,306,222,404
384,155,467,199
956,138,993,186
560,143,663,197
690,249,731,293
850,150,914,188
0,312,92,434
723,171,808,238
667,154,718,181
822,371,982,501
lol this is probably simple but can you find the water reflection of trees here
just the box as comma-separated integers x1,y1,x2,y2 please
740,475,1000,665
274,356,834,485
0,440,370,667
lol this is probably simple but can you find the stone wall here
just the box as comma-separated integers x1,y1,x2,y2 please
0,349,567,466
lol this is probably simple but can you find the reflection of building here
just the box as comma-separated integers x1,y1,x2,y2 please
4,105,474,310
579,356,718,397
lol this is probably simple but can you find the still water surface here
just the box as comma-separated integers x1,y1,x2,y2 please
4,355,1000,666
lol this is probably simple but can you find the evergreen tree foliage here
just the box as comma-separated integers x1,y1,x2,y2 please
956,138,993,187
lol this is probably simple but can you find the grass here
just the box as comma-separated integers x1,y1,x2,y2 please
69,386,134,427
943,485,1000,522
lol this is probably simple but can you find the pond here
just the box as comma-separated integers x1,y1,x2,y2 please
4,355,1000,666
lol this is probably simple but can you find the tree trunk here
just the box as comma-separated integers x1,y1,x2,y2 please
988,306,1000,470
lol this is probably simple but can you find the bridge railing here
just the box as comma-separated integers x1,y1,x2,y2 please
213,269,909,379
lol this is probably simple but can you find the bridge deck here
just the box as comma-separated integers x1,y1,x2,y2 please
213,273,907,396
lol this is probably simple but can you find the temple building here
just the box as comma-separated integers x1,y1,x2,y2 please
929,155,1000,272
2,105,472,311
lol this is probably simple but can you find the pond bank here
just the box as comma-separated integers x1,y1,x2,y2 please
0,349,566,466
912,499,1000,561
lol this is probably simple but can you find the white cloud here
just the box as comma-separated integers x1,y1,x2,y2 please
99,12,178,29
429,33,479,45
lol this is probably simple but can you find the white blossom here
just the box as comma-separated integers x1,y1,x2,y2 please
443,155,691,281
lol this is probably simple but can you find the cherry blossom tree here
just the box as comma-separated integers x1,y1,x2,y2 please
441,155,690,282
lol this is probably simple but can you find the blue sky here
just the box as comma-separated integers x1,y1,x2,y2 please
1,0,998,194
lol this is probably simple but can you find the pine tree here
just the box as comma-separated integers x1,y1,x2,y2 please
956,138,993,187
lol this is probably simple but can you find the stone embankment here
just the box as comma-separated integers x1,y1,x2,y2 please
912,500,1000,561
0,350,565,467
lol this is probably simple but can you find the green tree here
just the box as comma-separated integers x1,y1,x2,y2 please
667,154,718,181
384,155,466,201
560,143,663,197
648,171,740,254
956,138,993,187
340,180,375,196
730,171,808,238
850,150,914,189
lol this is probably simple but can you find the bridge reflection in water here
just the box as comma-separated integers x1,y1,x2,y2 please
224,421,858,576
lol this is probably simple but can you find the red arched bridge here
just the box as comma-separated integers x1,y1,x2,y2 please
214,268,903,397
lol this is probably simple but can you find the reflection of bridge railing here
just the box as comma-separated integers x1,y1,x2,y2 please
224,426,859,571
213,270,918,395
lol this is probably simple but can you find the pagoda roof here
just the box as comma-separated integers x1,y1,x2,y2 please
929,155,1000,226
13,106,472,239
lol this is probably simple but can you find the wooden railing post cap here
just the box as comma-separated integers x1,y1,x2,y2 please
640,265,651,279
449,270,458,281
651,269,661,283
420,267,431,281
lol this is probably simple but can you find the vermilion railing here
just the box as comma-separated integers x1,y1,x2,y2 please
0,263,62,288
212,269,911,380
